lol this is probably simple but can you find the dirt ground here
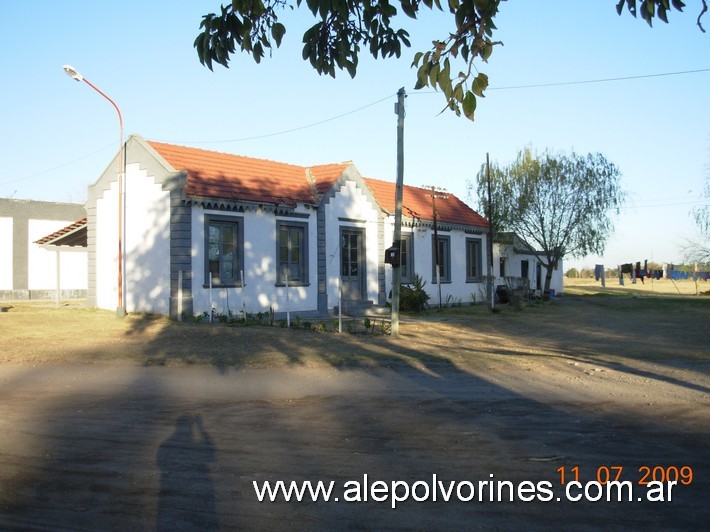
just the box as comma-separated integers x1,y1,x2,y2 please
1,283,708,530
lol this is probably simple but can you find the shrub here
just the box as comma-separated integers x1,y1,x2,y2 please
399,274,430,312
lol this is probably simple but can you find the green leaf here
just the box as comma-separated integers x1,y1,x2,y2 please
428,62,440,88
345,60,357,78
462,90,476,120
472,72,488,97
271,22,286,47
414,77,427,90
401,0,418,19
658,5,668,22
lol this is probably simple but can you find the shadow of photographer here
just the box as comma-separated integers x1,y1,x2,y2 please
156,413,218,530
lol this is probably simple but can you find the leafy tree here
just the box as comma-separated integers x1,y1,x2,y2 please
195,1,706,121
472,148,625,293
683,171,710,263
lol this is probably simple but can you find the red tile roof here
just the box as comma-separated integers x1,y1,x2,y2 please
148,141,315,206
146,140,487,228
363,177,488,228
309,162,352,195
35,218,88,247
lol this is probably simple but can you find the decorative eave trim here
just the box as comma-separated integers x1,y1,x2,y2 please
186,195,315,215
400,217,488,234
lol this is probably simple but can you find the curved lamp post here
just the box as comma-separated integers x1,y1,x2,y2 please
63,65,126,316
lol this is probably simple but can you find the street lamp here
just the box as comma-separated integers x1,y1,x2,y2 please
63,65,126,316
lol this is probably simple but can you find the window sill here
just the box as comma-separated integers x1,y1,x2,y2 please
202,283,244,289
275,282,310,287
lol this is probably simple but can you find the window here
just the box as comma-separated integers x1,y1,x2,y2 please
466,238,483,281
206,215,243,286
431,234,451,283
400,233,414,283
277,222,308,285
521,259,529,280
499,257,506,278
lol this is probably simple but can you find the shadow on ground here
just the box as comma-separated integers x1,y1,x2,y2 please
1,297,708,529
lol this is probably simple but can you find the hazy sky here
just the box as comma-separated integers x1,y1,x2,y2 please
1,1,708,269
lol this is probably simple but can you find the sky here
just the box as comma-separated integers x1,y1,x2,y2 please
1,0,708,271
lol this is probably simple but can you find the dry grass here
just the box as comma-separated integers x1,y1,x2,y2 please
563,276,709,297
2,283,708,369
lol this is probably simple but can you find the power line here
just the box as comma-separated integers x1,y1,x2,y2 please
6,67,708,186
621,200,709,209
488,68,710,91
157,92,396,145
413,68,710,93
0,142,115,186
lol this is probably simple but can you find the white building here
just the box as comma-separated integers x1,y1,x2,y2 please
0,198,87,301
86,135,491,317
494,232,564,297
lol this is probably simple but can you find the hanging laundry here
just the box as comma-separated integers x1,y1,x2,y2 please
594,264,604,282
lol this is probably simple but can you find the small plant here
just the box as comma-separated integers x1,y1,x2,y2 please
364,317,372,331
278,319,287,328
331,320,340,332
442,294,462,308
294,316,302,328
316,321,327,332
303,320,312,330
191,311,209,323
400,274,430,312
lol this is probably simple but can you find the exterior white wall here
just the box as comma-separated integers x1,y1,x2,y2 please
323,179,381,308
95,163,171,313
124,163,171,314
383,218,489,306
95,178,121,311
546,261,564,294
28,219,87,290
493,243,564,295
0,217,12,290
190,205,319,316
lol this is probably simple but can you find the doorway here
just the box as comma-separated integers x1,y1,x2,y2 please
340,228,365,301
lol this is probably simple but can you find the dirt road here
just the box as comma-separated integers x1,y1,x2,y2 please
1,296,708,530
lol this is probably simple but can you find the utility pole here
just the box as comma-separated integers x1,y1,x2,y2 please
391,87,406,337
425,186,448,309
486,153,495,312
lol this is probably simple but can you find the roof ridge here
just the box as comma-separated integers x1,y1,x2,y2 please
147,140,310,170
